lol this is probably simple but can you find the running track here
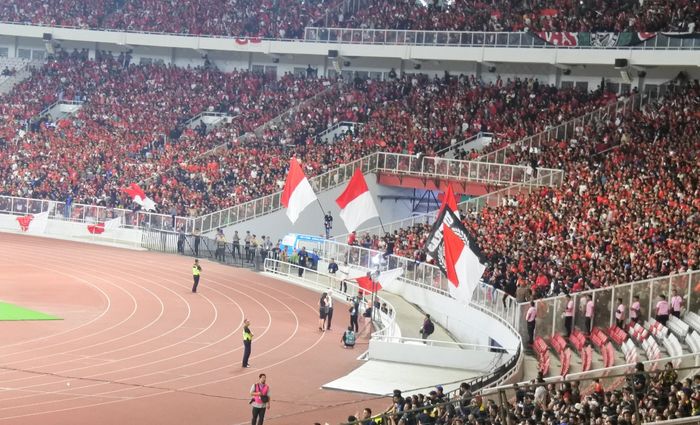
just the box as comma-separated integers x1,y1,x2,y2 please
0,233,389,425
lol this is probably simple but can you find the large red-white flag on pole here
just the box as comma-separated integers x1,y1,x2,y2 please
281,158,317,224
426,207,485,301
335,169,379,232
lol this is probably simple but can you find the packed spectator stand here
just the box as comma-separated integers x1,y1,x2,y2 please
342,361,700,424
0,0,696,37
0,51,616,220
349,82,699,299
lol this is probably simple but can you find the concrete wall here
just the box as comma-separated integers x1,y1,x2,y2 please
0,213,144,248
386,280,521,353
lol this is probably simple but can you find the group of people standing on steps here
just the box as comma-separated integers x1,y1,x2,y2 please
525,289,686,346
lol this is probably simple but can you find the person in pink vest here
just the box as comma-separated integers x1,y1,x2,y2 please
670,289,684,318
250,373,271,425
615,298,626,329
630,295,641,325
656,294,670,326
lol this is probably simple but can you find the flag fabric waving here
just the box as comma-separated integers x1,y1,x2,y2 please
335,169,379,232
122,183,157,212
281,158,317,223
355,274,382,293
425,207,485,301
438,184,458,217
352,267,403,294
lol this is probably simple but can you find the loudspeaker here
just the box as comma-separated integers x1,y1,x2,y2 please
413,63,421,70
272,57,279,63
614,58,628,69
42,33,52,41
487,66,496,73
637,70,647,78
328,49,338,58
343,60,351,67
562,69,571,75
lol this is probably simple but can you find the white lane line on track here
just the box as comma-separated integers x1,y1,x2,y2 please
0,238,327,420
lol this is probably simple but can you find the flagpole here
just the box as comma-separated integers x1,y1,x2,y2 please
378,217,387,235
316,199,326,216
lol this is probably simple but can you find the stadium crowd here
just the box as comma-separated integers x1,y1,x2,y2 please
0,49,328,216
0,51,615,217
351,82,699,298
346,364,700,424
0,0,696,36
327,0,698,34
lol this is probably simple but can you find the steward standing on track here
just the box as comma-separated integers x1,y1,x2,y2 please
250,373,270,425
242,319,253,368
191,259,202,293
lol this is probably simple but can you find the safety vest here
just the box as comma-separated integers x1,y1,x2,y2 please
243,327,253,342
192,265,201,276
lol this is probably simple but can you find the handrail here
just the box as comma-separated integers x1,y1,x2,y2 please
38,99,84,117
333,174,546,241
315,121,361,142
0,194,191,233
483,353,700,396
476,94,637,163
434,131,495,156
139,79,342,189
305,28,700,50
194,151,563,234
2,21,698,51
375,151,565,187
183,111,232,127
262,257,399,340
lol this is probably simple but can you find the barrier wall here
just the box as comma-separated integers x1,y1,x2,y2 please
0,212,144,249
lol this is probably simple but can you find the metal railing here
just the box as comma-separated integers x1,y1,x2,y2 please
192,150,379,234
333,174,547,242
142,79,341,187
434,131,495,157
38,99,85,117
341,356,699,425
264,257,522,374
305,28,700,50
193,150,557,234
0,194,193,233
510,270,700,344
263,258,399,340
315,120,361,143
477,94,637,163
183,111,233,128
3,21,698,51
376,151,564,187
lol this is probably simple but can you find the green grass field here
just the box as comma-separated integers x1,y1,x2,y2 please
0,302,61,321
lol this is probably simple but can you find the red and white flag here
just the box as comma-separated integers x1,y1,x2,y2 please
355,274,381,294
438,184,459,217
335,169,379,232
281,158,317,224
86,217,121,235
122,183,157,212
426,207,485,301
